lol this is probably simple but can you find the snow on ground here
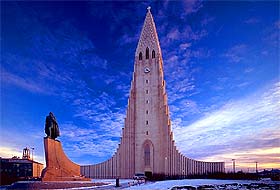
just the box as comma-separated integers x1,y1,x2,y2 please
123,179,277,190
91,178,133,184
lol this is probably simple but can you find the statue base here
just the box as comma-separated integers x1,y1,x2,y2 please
41,137,90,181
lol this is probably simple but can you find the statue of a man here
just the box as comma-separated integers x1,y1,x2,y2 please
45,112,60,139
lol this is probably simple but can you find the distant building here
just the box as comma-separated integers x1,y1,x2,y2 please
0,147,44,185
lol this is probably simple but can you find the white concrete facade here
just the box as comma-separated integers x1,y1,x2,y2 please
81,8,225,178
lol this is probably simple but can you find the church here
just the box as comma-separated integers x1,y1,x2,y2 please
81,8,225,178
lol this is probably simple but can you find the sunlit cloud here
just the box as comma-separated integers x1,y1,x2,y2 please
0,146,45,165
204,147,280,171
172,82,280,170
0,147,22,158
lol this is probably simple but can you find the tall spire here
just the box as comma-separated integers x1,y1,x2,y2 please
135,7,161,57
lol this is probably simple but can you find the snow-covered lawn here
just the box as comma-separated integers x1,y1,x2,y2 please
123,179,279,190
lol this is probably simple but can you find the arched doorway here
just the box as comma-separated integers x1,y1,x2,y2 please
142,140,154,178
144,144,150,166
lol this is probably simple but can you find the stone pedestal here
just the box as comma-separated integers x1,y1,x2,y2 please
41,137,89,181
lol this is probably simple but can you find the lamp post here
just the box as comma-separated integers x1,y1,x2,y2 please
165,157,168,176
255,162,258,174
31,147,34,161
232,159,236,173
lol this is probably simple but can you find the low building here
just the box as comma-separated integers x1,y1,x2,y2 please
0,148,44,185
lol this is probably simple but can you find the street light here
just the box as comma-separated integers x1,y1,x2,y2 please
232,159,236,173
255,162,258,173
31,147,34,161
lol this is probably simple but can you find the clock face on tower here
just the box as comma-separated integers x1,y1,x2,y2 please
144,67,150,73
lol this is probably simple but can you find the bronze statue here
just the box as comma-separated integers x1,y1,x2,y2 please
45,112,60,139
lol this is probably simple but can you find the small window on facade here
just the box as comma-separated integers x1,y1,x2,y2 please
146,79,149,84
146,120,148,125
146,90,148,94
146,100,149,104
146,110,148,114
152,50,155,58
146,47,149,59
139,52,142,60
146,131,149,135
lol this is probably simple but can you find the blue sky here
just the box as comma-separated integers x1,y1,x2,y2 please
1,1,279,172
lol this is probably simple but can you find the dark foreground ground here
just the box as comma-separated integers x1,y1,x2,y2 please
0,181,107,190
0,179,140,190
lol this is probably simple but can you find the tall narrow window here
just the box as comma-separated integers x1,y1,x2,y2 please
146,79,149,84
144,144,150,166
146,90,148,94
146,100,149,104
152,50,155,58
146,110,148,114
146,120,148,125
139,52,142,60
146,47,149,59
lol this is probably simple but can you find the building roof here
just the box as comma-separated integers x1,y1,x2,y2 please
0,157,43,165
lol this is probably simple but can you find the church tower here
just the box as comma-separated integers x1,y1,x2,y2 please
81,7,225,179
133,6,170,176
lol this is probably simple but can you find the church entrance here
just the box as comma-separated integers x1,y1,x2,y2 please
145,171,152,179
144,144,150,166
142,140,154,178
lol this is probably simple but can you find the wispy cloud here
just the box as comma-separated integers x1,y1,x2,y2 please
244,17,260,24
1,68,51,94
223,44,247,63
172,82,280,169
180,43,192,50
59,121,124,164
163,25,207,45
263,20,280,47
182,0,203,16
201,16,215,26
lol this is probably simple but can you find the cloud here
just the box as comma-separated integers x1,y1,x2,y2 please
59,122,124,164
223,44,247,63
244,67,254,73
117,33,139,47
1,68,51,94
236,81,250,88
201,16,215,26
0,146,45,165
182,0,203,16
275,20,280,29
172,82,280,169
166,28,180,40
244,18,260,24
0,125,45,165
180,43,192,50
205,147,280,171
263,20,280,47
0,147,22,158
1,3,134,165
164,26,207,44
